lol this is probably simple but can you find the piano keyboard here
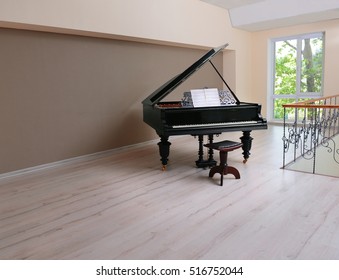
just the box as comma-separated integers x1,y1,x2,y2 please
172,120,258,129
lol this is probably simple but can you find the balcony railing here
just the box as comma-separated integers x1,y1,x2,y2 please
282,95,339,176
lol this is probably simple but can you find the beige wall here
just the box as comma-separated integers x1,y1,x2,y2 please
0,28,225,174
0,0,254,174
0,0,229,47
0,0,253,98
252,19,339,119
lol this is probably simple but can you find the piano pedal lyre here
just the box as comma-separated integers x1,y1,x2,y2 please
162,165,166,171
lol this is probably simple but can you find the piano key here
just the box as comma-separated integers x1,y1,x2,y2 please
172,120,258,128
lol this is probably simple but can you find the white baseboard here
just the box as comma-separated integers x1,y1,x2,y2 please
0,139,158,180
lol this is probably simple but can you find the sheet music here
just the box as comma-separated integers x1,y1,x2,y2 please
190,88,221,107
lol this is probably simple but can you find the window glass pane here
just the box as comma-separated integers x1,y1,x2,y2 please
274,39,297,95
301,37,323,93
271,33,324,121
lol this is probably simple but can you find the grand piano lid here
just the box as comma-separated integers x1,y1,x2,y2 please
142,43,229,106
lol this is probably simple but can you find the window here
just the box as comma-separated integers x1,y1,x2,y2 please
269,32,324,121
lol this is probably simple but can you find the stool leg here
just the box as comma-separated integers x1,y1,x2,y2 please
208,151,226,186
225,166,240,179
208,149,241,186
219,151,227,186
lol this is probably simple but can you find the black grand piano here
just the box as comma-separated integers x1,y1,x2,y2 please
142,43,267,170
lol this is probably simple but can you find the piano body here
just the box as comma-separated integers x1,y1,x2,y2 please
142,43,267,169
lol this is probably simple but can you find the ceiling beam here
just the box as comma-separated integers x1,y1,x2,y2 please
201,0,339,31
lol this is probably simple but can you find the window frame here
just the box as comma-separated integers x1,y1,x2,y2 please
268,32,325,122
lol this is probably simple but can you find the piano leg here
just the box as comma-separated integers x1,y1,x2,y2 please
240,131,253,163
195,135,204,167
195,134,217,168
158,136,171,170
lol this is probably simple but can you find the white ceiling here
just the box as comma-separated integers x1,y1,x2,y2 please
200,0,339,31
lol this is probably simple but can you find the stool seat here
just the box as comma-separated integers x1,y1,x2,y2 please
204,140,243,152
204,140,242,186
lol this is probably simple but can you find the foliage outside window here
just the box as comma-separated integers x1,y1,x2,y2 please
271,33,324,121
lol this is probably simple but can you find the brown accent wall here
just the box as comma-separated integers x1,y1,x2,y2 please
0,28,224,173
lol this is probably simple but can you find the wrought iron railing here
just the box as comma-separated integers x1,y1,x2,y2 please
282,95,339,174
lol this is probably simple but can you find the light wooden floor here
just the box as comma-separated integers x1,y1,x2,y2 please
1,125,339,260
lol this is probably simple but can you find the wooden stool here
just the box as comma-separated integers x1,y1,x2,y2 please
204,140,243,186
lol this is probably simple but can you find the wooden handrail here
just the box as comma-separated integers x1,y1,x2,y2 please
282,94,339,108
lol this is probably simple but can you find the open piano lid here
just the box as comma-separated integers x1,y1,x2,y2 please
142,43,229,106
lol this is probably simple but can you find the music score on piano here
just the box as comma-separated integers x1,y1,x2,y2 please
181,89,237,108
190,88,221,107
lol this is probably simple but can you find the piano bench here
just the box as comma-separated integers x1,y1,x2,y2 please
204,140,243,186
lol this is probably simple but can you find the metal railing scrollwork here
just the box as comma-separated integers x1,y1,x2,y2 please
282,95,339,175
